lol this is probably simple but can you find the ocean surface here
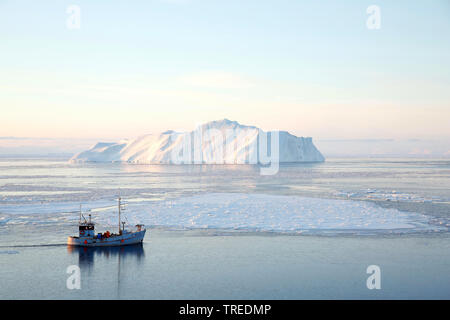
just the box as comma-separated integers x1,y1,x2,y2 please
0,158,449,299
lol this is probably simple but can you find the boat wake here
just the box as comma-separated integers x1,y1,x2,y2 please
0,243,67,248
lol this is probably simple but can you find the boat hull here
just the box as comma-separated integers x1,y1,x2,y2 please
68,230,146,247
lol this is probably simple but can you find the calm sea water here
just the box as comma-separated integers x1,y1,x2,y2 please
0,158,449,299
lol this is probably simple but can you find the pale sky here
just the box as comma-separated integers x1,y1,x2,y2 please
1,0,450,142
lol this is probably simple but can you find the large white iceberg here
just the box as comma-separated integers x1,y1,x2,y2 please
70,119,325,164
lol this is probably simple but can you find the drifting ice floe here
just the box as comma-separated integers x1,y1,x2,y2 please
335,189,444,203
0,193,437,233
134,193,433,232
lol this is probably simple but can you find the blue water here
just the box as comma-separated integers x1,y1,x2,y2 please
0,158,449,299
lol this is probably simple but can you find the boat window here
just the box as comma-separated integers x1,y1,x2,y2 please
79,225,94,231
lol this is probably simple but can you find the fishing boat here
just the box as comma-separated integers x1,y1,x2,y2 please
67,197,146,247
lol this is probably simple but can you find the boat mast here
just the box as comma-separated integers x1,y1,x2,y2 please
79,204,82,224
118,196,121,233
